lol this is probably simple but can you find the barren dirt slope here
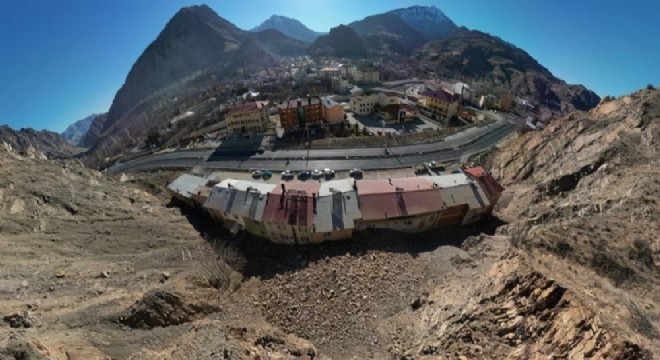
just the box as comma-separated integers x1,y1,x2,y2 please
0,144,317,359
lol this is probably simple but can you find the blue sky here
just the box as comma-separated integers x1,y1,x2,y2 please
1,0,658,132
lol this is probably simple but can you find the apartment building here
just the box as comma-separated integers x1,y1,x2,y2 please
277,96,322,131
203,179,276,236
312,179,362,242
349,91,399,115
261,182,321,244
354,177,445,232
420,89,460,121
225,101,270,134
321,97,345,124
170,168,505,245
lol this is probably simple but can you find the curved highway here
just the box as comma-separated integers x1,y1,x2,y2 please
111,117,516,174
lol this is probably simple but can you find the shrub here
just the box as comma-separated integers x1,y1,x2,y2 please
646,84,655,90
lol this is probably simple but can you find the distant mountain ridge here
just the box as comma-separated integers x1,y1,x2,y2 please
388,5,458,40
251,15,322,43
413,28,600,111
1,125,77,159
310,25,368,58
60,114,97,146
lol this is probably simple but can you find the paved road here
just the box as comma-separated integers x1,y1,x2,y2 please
110,117,516,174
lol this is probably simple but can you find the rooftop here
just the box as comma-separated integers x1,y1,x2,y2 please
356,178,443,221
227,101,268,114
315,188,361,233
319,179,356,196
167,174,212,198
278,97,321,109
421,89,460,103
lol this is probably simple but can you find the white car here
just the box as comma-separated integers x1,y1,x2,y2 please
324,168,335,177
251,170,262,178
311,169,323,178
281,170,294,179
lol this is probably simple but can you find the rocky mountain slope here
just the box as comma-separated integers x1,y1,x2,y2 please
79,112,108,148
103,5,245,134
389,5,458,40
251,15,322,43
348,13,426,55
487,88,659,356
0,125,78,159
60,114,96,147
310,24,368,58
413,28,600,112
249,29,309,57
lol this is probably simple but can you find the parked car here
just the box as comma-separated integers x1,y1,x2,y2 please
281,170,294,179
349,168,363,177
257,147,265,154
262,170,272,178
251,170,262,178
311,169,323,178
324,168,335,177
298,171,311,180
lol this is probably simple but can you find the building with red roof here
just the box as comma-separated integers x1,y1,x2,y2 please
225,101,270,134
355,177,444,232
420,88,460,122
464,167,505,206
261,181,321,244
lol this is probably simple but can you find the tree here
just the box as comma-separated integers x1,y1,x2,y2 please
647,84,655,90
146,127,160,148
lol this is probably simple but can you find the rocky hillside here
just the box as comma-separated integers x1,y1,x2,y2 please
414,28,600,112
0,125,78,159
60,114,96,146
389,5,458,40
310,24,368,58
103,5,245,134
486,88,659,356
348,13,426,55
79,112,108,148
249,29,309,57
251,15,322,43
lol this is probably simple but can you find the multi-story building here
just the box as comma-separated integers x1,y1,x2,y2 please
349,91,398,115
354,177,445,232
261,182,320,244
311,179,362,242
425,173,491,226
203,179,275,236
321,97,345,124
225,101,270,134
277,96,322,131
500,93,513,112
420,89,460,122
174,168,505,244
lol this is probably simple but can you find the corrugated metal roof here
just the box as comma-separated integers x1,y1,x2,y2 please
426,174,489,209
356,178,443,220
319,179,356,196
314,190,361,233
464,167,505,199
262,181,320,227
167,174,210,199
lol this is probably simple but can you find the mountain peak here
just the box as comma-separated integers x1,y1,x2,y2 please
389,5,457,40
251,15,321,43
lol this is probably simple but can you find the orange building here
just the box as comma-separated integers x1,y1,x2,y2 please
321,97,345,124
278,96,323,131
